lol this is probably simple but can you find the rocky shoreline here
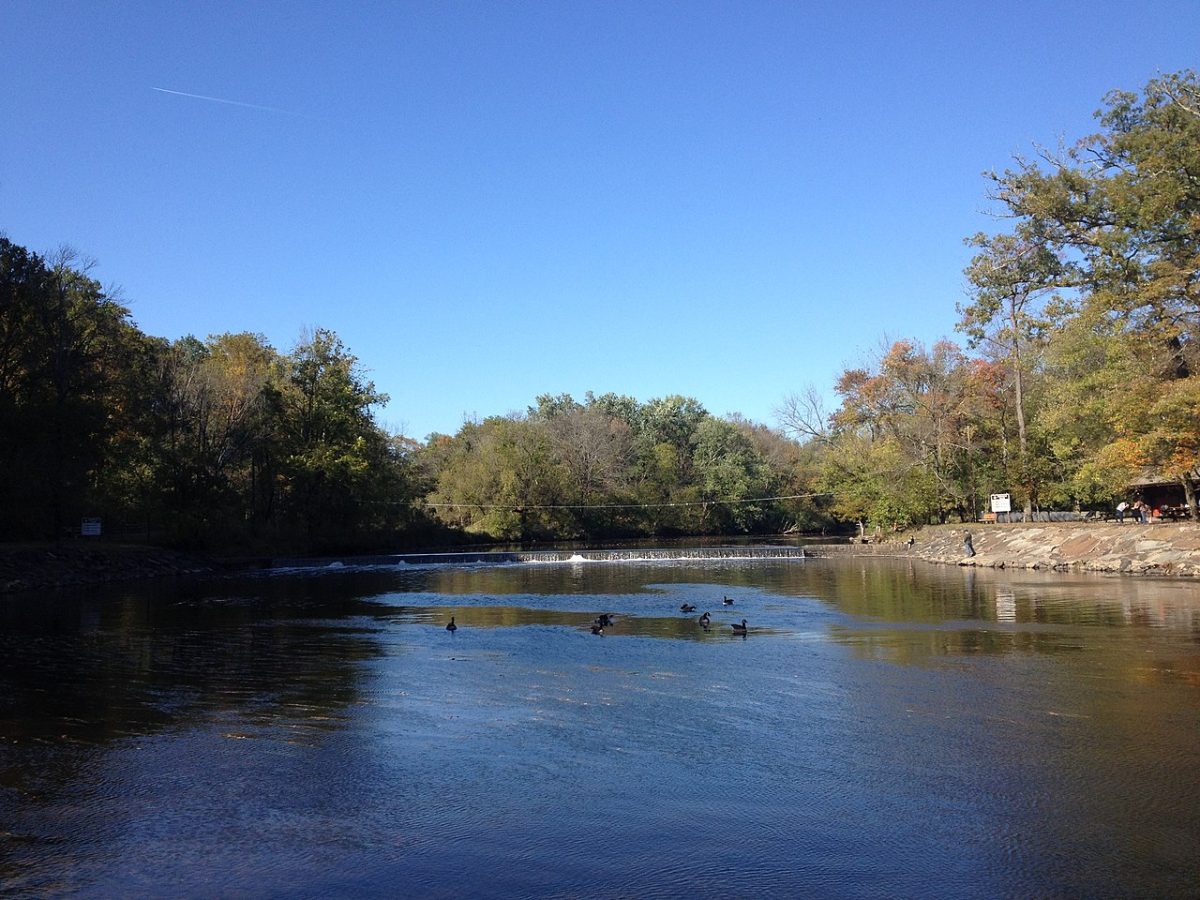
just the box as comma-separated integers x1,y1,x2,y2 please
805,521,1200,577
0,543,218,595
4,522,1200,595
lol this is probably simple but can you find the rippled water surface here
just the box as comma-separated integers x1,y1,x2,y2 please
3,556,1199,897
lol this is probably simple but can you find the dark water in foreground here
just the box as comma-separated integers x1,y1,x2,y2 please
2,556,1199,898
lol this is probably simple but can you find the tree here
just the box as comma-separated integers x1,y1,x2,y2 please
0,240,146,539
151,332,286,542
822,340,979,525
279,328,397,548
729,413,828,532
691,417,773,532
427,416,567,540
983,70,1200,515
959,232,1065,519
541,403,634,535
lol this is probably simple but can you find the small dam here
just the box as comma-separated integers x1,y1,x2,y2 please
270,545,807,570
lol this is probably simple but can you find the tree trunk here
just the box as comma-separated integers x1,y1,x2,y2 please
1010,310,1033,522
1183,475,1198,521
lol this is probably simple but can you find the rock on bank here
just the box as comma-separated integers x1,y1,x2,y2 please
0,544,216,594
807,522,1200,577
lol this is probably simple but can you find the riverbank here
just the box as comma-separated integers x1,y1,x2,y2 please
0,543,218,594
4,521,1200,594
805,521,1200,577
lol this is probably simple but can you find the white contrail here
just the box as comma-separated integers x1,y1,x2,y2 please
152,86,306,117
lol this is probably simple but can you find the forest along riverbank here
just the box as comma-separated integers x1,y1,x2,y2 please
806,522,1200,577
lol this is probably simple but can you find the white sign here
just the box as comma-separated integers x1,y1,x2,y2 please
81,517,102,536
990,494,1011,513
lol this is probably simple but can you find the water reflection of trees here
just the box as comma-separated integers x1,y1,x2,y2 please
0,579,384,810
386,556,1200,662
775,560,1200,686
757,558,1200,631
827,624,1090,665
416,603,731,641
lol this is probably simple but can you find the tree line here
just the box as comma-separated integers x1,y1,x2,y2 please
0,242,825,549
421,392,823,540
0,244,419,549
780,69,1199,527
3,70,1197,549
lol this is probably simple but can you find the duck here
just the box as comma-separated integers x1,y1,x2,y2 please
722,596,734,606
698,611,711,626
731,619,748,633
446,616,457,633
590,624,604,635
680,603,696,613
595,614,613,627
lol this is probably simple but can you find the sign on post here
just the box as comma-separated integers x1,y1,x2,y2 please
80,517,102,537
990,494,1011,514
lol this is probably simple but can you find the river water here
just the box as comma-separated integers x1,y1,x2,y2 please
2,555,1199,898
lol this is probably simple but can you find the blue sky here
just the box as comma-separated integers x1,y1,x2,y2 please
5,1,1198,440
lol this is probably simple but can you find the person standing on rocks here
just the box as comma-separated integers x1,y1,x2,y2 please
963,530,976,558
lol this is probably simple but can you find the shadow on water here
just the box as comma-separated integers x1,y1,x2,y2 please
0,577,390,740
0,576,388,892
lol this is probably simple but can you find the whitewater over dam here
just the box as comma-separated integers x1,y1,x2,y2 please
270,545,808,570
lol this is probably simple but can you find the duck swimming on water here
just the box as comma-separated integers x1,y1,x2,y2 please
590,623,604,635
446,616,457,632
722,596,734,605
680,603,696,613
731,619,748,633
